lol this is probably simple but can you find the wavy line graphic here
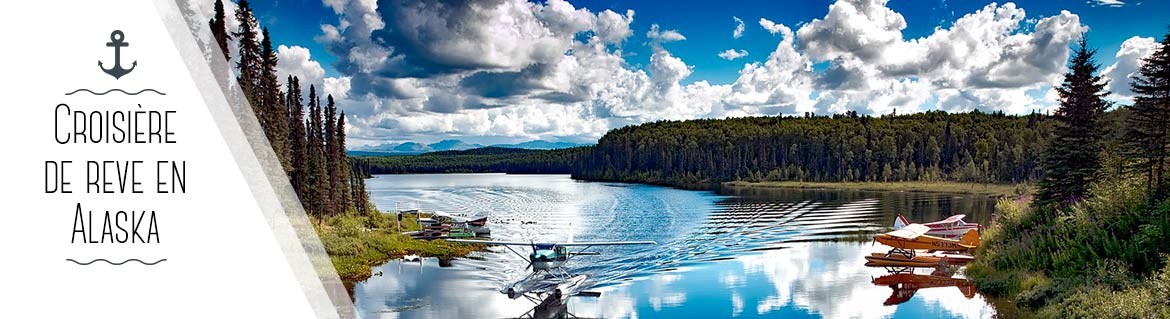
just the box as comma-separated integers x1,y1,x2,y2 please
65,88,167,96
66,258,167,265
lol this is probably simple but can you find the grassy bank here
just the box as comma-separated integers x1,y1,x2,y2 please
313,212,482,282
965,178,1170,318
723,180,1029,197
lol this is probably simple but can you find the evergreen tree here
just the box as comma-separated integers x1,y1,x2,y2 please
233,0,264,129
208,0,230,62
336,112,352,212
305,85,326,215
323,95,338,215
260,27,290,171
310,91,329,216
1037,38,1110,204
286,76,307,199
1125,30,1170,202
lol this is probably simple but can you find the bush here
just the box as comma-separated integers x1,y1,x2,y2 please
970,176,1170,316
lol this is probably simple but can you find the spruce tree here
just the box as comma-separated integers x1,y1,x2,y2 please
305,85,325,215
1125,29,1170,202
208,0,230,62
286,76,307,199
310,91,329,216
259,28,290,170
335,111,352,212
323,95,338,215
1037,38,1110,204
233,0,263,130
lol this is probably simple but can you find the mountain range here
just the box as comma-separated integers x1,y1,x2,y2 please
351,139,590,155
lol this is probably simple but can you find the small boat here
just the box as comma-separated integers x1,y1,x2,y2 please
402,254,421,262
874,224,980,252
894,214,981,239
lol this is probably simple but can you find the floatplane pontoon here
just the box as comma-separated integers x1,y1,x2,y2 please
446,238,655,303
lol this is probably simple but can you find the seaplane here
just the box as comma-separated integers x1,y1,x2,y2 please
866,223,979,268
447,233,655,303
893,214,982,239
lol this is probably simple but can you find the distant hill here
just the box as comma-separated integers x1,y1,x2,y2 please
489,140,588,150
351,139,589,155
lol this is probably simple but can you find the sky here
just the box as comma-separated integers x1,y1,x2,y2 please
196,0,1169,147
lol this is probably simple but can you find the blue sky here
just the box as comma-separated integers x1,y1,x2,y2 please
216,0,1169,146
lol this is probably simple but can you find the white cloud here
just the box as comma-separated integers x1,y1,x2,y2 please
647,24,687,44
313,0,1091,145
1103,36,1158,102
733,16,745,39
759,18,789,35
1093,0,1126,7
324,77,352,100
275,45,326,92
719,49,750,60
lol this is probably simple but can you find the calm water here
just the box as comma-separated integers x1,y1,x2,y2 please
354,174,998,318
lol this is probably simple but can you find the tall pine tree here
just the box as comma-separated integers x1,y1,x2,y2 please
233,0,264,129
260,27,290,171
208,0,230,62
335,111,352,212
323,95,338,215
1125,29,1170,202
286,76,307,199
1037,38,1110,204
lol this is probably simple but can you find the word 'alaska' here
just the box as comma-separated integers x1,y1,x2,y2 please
71,203,159,244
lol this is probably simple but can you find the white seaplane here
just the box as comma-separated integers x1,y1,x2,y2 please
893,214,982,239
447,233,654,302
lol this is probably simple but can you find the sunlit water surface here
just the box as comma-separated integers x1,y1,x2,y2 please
354,174,998,318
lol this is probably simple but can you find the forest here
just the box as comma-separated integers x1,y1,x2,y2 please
361,110,1061,190
210,0,369,217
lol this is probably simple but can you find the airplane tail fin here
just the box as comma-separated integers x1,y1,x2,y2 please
959,229,980,248
893,214,909,230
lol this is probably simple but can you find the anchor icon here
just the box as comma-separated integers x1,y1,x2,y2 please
98,30,136,79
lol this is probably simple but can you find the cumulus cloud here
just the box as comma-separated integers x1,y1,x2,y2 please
647,24,687,44
719,49,749,60
758,18,788,35
310,0,1090,145
1103,36,1158,102
733,16,745,39
275,45,325,91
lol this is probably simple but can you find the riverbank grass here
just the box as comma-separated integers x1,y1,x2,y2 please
314,212,481,282
965,178,1170,317
724,180,1028,197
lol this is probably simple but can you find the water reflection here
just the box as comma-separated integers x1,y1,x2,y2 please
356,174,998,318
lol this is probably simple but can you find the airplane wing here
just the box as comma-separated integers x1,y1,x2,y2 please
936,214,967,224
557,241,656,246
445,239,656,246
885,224,929,239
444,239,539,246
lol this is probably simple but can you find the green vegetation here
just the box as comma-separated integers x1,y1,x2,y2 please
361,110,1054,191
210,1,472,285
314,211,482,282
357,146,584,174
966,35,1170,317
724,180,1027,197
967,181,1170,317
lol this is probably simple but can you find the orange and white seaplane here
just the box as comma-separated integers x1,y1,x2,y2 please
865,224,979,268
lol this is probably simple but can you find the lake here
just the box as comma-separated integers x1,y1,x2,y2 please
354,174,999,318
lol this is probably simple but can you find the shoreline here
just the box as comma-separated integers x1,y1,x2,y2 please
315,212,483,283
722,180,1027,197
